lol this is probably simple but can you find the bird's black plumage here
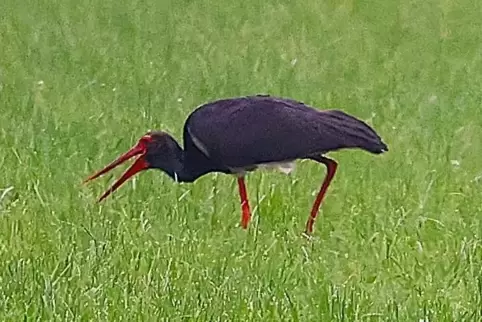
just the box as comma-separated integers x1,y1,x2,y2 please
183,95,387,170
85,94,388,235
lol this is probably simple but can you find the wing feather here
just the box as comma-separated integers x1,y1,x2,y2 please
184,96,387,168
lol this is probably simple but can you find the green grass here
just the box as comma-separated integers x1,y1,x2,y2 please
1,0,482,320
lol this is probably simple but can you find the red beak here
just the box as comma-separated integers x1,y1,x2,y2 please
84,138,151,202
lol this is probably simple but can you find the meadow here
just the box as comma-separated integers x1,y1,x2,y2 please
1,0,482,320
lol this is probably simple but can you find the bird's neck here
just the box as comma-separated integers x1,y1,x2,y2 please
169,163,198,184
156,148,202,183
151,138,216,183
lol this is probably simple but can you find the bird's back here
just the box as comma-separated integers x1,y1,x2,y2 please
183,95,387,168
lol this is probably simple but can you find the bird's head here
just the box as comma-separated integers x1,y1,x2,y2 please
84,131,181,202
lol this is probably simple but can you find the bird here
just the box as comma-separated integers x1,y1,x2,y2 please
84,95,388,235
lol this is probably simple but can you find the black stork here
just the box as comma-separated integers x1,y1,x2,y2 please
84,95,388,234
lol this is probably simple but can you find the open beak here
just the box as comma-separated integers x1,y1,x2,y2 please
84,139,150,202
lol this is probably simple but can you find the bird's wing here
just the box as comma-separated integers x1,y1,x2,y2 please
185,96,387,168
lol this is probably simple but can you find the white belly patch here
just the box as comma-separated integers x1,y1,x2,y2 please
257,161,296,174
230,161,296,176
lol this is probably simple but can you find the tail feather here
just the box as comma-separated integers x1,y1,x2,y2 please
319,110,388,154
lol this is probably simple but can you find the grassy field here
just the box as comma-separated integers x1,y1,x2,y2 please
1,0,482,320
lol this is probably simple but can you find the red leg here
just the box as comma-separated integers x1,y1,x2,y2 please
237,177,252,229
305,156,338,235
